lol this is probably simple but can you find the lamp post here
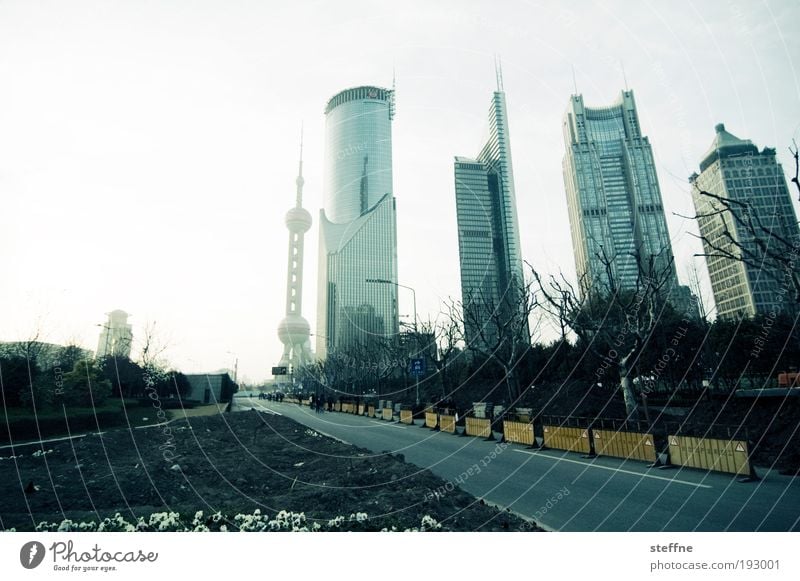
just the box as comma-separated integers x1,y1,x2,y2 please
95,323,112,359
365,278,420,404
365,278,417,330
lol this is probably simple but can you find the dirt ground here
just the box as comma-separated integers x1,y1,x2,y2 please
0,410,538,532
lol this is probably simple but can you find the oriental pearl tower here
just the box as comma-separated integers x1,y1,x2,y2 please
276,131,314,379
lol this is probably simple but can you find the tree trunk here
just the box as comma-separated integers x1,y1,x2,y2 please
619,365,639,420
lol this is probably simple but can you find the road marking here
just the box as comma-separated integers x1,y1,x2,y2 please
513,449,712,489
369,420,406,429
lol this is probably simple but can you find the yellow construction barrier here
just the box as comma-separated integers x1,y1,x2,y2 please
334,402,341,412
368,405,376,418
503,420,535,446
425,412,438,429
465,417,492,438
593,429,656,463
358,404,365,415
543,425,591,454
439,414,456,433
400,410,414,425
382,408,393,421
668,435,751,476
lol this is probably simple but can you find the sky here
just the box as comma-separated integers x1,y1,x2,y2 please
1,0,799,383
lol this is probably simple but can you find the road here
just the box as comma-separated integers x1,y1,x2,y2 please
233,398,800,531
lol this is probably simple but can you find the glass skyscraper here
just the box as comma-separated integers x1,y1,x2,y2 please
690,124,800,320
454,89,526,346
562,90,680,298
316,86,399,358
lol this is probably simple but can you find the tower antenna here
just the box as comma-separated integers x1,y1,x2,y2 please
571,64,578,95
621,60,629,90
296,122,304,207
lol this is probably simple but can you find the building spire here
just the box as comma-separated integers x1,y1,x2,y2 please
495,54,504,92
295,122,304,207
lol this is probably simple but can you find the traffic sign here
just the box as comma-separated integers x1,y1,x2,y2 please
409,358,426,376
272,366,288,376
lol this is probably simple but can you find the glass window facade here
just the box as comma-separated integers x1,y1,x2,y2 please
454,91,527,347
691,125,800,320
317,86,399,358
562,90,679,298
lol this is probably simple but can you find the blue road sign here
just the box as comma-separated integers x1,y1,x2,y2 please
410,358,426,376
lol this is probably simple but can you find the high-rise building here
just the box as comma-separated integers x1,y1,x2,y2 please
562,90,681,299
690,123,800,320
96,310,133,358
316,86,399,358
276,132,314,375
454,84,526,346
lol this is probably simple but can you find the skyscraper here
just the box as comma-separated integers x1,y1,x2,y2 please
690,123,800,320
454,82,526,347
562,90,680,298
316,86,399,358
276,132,314,375
96,310,133,358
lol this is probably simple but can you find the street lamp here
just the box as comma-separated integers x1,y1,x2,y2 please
365,278,417,330
365,278,420,404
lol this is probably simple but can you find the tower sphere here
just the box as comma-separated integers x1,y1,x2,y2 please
278,313,311,345
285,207,312,232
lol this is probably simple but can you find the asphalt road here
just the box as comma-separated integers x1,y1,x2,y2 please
234,398,800,532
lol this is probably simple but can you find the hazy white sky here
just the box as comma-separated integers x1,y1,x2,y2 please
2,0,799,382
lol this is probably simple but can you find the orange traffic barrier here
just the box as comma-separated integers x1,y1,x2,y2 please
542,425,591,454
593,429,656,463
465,417,492,438
425,412,438,429
503,420,535,446
439,414,456,433
668,434,751,476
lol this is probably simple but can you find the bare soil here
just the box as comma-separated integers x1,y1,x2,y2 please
0,410,537,532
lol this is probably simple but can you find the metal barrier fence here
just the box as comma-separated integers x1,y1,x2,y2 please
503,420,535,446
593,429,656,463
668,434,751,476
542,425,591,454
399,409,414,425
425,412,438,429
465,417,492,438
439,414,456,433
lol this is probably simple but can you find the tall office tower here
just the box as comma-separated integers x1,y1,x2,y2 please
96,310,133,358
276,133,314,374
316,86,399,358
690,123,800,320
562,90,681,298
454,80,526,347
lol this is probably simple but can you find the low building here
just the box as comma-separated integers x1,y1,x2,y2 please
183,373,238,404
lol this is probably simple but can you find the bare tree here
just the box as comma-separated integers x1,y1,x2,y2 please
530,248,676,419
448,274,537,403
682,144,800,305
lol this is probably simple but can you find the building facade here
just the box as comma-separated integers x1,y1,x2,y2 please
690,123,800,320
562,90,680,298
96,310,133,358
454,89,526,347
316,86,399,358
